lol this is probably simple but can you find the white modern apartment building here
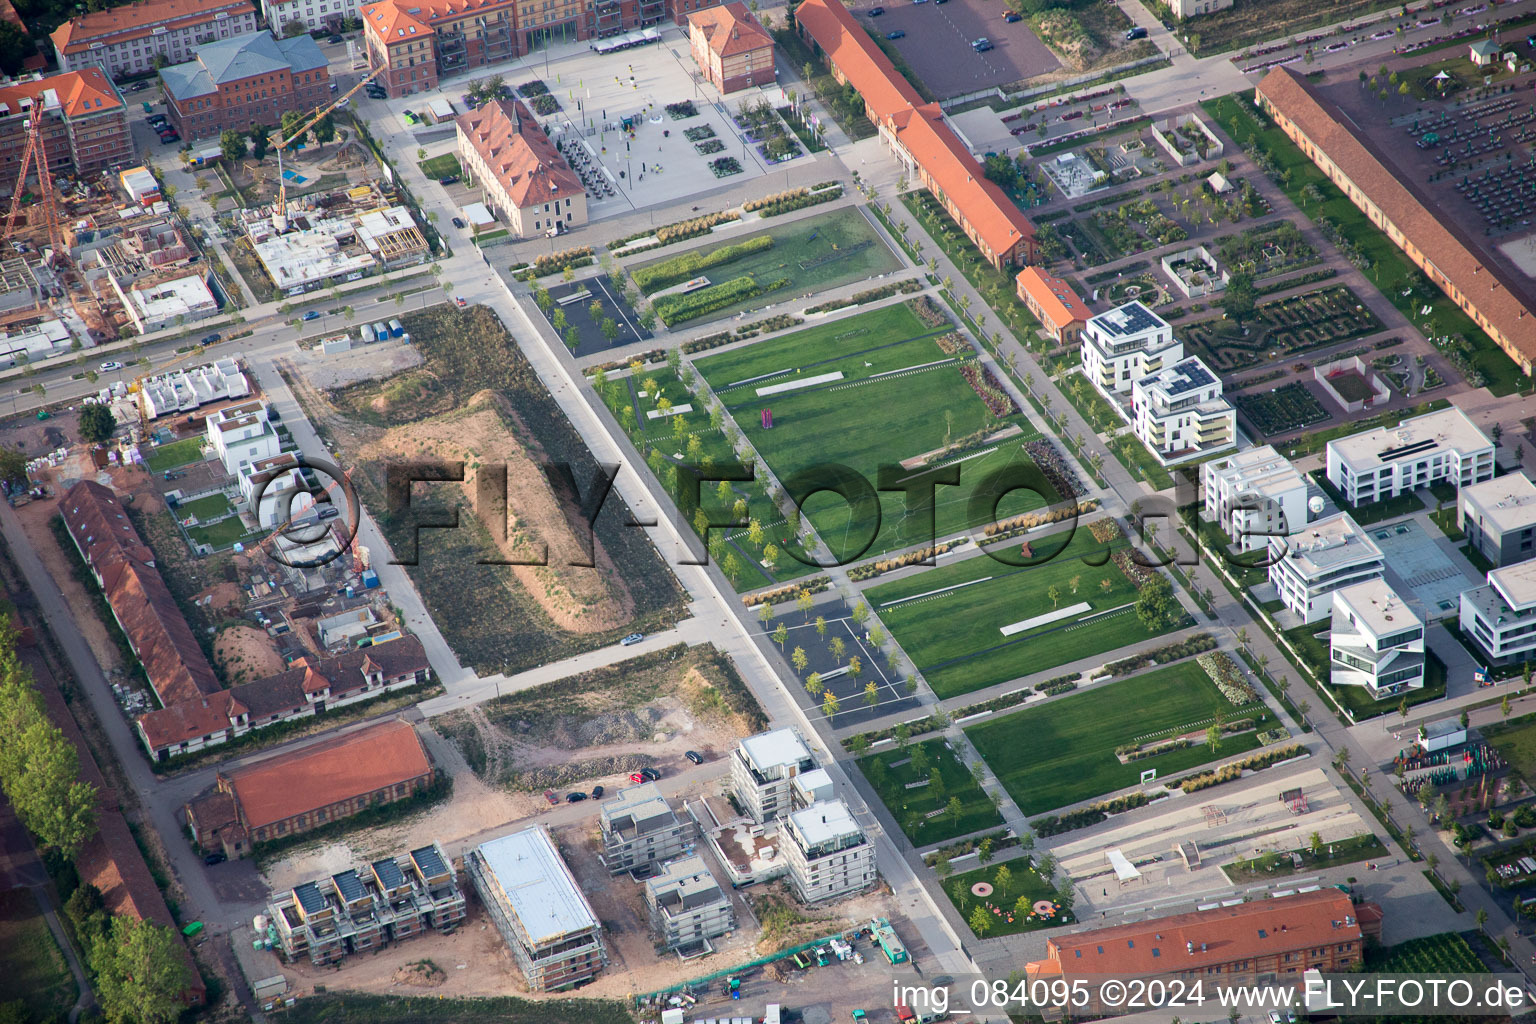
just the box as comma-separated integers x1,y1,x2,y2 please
1268,512,1385,623
1329,578,1425,698
782,800,875,904
730,728,817,824
262,0,357,34
206,400,280,475
599,782,695,876
1460,473,1536,568
238,451,315,529
1325,407,1495,508
644,855,735,953
1082,300,1182,398
1202,445,1309,552
1130,355,1236,465
1460,558,1536,665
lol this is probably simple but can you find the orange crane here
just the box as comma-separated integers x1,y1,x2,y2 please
4,110,68,263
273,64,388,227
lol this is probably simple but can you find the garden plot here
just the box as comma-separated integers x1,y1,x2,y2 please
1079,197,1188,261
1216,220,1319,280
286,304,685,676
627,208,900,325
1183,285,1383,372
866,525,1184,699
1234,381,1330,437
966,662,1272,816
695,301,1048,563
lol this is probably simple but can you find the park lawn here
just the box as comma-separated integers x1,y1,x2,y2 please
1312,471,1424,526
942,860,1068,938
1202,94,1525,396
1223,832,1385,883
144,436,206,473
867,527,1181,698
0,888,76,1022
186,515,261,550
858,738,1003,846
967,663,1270,816
1364,932,1487,974
178,492,233,520
698,309,1043,562
1113,433,1176,491
1059,371,1123,434
418,153,461,179
1480,711,1536,781
628,208,899,324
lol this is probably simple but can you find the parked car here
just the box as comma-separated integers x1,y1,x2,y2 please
566,791,588,803
438,175,459,185
131,81,149,92
685,750,704,765
867,5,884,14
301,310,321,321
454,295,468,308
591,785,604,799
621,632,645,646
147,114,167,125
886,29,905,38
640,767,661,782
544,789,560,805
317,505,340,520
1125,25,1148,39
1002,10,1021,20
203,852,226,866
451,216,466,229
158,132,180,144
328,33,343,42
99,360,122,372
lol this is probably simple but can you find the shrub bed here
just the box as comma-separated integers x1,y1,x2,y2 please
1037,678,1078,697
681,313,805,354
847,716,944,749
654,275,782,325
633,234,774,293
1178,743,1305,793
804,279,923,315
745,185,845,218
741,577,831,607
910,294,949,329
922,830,1019,866
1032,791,1159,837
1095,634,1217,678
608,210,742,251
1197,651,1258,705
519,245,593,280
847,539,967,581
667,101,699,119
958,363,1016,417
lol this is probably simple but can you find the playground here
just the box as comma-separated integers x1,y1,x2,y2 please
966,662,1272,816
628,208,901,325
695,301,1044,562
865,526,1182,699
941,860,1067,937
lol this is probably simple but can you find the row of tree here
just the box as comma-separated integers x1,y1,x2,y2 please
219,110,336,164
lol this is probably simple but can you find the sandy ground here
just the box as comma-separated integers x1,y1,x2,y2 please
213,624,286,684
291,338,425,391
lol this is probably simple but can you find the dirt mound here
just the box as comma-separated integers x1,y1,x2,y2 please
394,961,446,988
358,390,634,634
501,706,668,749
214,625,286,684
516,754,657,791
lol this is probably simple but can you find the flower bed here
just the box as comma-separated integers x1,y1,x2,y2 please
958,363,1016,417
1037,678,1078,697
1197,651,1258,706
1022,438,1083,502
529,94,560,115
695,139,725,155
684,125,717,142
666,100,699,120
910,295,949,329
709,157,743,178
517,79,549,97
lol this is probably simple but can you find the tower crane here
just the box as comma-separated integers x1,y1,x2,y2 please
4,111,68,264
273,64,388,230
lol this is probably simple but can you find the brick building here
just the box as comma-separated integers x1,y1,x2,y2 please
455,97,586,237
0,69,134,191
161,31,330,141
1025,890,1377,1016
51,0,260,79
184,719,435,856
687,3,773,94
1015,265,1089,344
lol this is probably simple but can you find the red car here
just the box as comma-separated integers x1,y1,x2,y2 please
544,790,560,805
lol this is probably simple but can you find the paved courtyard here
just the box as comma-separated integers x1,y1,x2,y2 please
1372,518,1480,619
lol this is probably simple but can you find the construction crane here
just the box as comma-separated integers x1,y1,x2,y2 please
4,111,68,264
273,63,388,229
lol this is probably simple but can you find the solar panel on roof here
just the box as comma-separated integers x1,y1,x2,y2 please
332,869,365,903
1166,361,1215,395
411,845,448,879
294,881,326,913
1095,301,1162,337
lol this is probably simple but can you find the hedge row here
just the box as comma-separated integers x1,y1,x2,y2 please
1093,633,1216,679
633,234,774,293
741,577,831,607
609,210,741,251
804,278,923,315
1178,743,1305,793
846,539,967,581
655,275,775,326
1031,791,1161,837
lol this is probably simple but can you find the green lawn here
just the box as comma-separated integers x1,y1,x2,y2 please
418,153,461,180
1058,371,1123,434
1286,621,1450,719
1482,712,1536,781
1113,433,1176,490
696,304,1044,563
1223,832,1384,883
1312,471,1425,526
867,527,1183,698
858,738,1003,846
967,662,1270,815
144,436,206,473
941,859,1069,937
0,888,76,1023
1461,542,1495,575
177,492,233,521
1428,505,1464,541
186,516,261,550
1202,94,1526,397
627,208,899,325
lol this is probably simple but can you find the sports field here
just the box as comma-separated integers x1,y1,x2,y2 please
630,208,901,324
858,737,1003,846
695,303,1045,562
966,663,1270,816
865,526,1180,698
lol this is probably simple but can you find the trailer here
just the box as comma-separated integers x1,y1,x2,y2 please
388,318,404,337
360,323,376,344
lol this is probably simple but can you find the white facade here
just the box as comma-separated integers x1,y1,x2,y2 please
262,0,358,33
138,358,250,419
1171,0,1233,18
1460,558,1536,665
730,728,816,824
1459,474,1536,568
1082,301,1182,397
1268,512,1384,623
1325,407,1494,507
239,452,315,529
782,800,875,904
206,400,279,474
1130,355,1236,465
1330,578,1425,698
113,271,219,333
1202,446,1309,552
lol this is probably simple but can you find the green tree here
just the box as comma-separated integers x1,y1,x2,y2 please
772,623,788,650
792,646,808,676
969,903,993,937
995,863,1013,898
806,671,823,697
1047,584,1061,609
848,655,862,683
849,732,871,757
1503,695,1513,719
894,722,910,750
758,603,775,627
534,285,553,313
829,636,846,664
1309,831,1324,858
851,601,870,627
797,590,815,621
747,518,765,548
935,855,952,880
864,680,879,707
79,403,117,443
220,129,247,161
822,690,841,720
1206,724,1222,753
815,615,827,638
93,917,194,1024
0,449,27,488
1136,573,1173,631
250,123,272,160
0,21,32,77
1221,271,1256,328
978,837,994,864
311,113,335,150
947,794,962,823
600,317,620,344
723,551,742,582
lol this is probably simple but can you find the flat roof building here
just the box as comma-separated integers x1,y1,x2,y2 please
1325,406,1494,508
112,271,219,334
1202,446,1309,553
1082,300,1181,399
468,826,607,991
205,400,279,475
1460,557,1536,665
1330,578,1424,699
731,727,816,824
1130,355,1236,466
1015,265,1090,344
1459,473,1536,568
782,799,875,904
599,782,695,875
1268,512,1384,624
644,855,735,953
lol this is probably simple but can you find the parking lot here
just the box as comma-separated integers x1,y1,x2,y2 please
846,0,1061,99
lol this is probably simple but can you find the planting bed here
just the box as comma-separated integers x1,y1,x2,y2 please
1234,381,1330,436
1183,285,1383,372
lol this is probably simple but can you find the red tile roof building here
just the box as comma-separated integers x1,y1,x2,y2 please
0,0,46,71
58,480,222,710
688,3,774,94
795,0,1036,269
184,719,434,855
1015,265,1090,343
1257,66,1536,377
1025,890,1371,1015
0,69,134,190
456,97,587,238
50,0,259,79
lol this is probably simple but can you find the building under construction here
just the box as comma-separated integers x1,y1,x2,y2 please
266,842,467,966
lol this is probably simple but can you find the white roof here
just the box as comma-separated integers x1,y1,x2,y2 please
788,799,861,847
1328,406,1493,472
1332,578,1419,636
1106,848,1141,882
462,201,495,226
740,728,811,773
475,826,599,945
1204,445,1306,500
1461,473,1536,534
1489,558,1536,612
1279,512,1382,576
129,273,216,320
428,97,454,120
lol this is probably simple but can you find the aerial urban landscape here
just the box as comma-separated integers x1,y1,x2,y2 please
2,0,1536,1020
